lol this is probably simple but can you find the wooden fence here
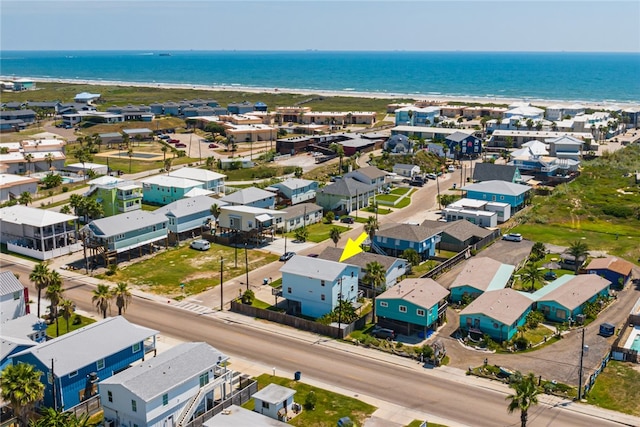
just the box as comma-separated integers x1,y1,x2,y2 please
420,247,472,280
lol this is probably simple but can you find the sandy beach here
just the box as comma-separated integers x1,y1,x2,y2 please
11,76,640,110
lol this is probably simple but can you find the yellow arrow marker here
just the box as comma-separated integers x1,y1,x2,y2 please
339,232,369,262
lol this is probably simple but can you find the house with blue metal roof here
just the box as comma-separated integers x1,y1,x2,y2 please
100,342,233,427
449,257,515,303
461,180,531,211
280,255,359,318
459,288,533,342
373,222,442,260
12,316,158,410
376,278,449,336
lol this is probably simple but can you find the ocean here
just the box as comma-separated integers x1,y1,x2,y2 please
1,51,639,104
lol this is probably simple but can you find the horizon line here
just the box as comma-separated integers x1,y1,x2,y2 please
3,49,639,54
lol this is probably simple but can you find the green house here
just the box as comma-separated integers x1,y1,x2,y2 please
376,278,449,336
86,176,143,217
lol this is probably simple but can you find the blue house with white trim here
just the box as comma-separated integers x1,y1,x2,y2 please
376,278,449,336
585,256,634,289
533,275,611,323
373,223,442,260
220,187,276,209
461,180,531,211
280,255,359,318
11,317,158,410
459,289,533,342
449,257,515,303
153,195,228,236
141,175,204,205
269,178,318,205
82,211,168,254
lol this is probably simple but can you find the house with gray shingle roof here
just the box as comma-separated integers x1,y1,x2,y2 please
373,222,442,260
316,177,375,214
280,255,359,318
100,342,233,427
318,246,408,289
421,219,496,252
220,187,275,209
282,202,323,232
269,178,318,205
472,163,522,183
345,166,387,191
12,316,158,410
449,256,515,303
376,278,450,335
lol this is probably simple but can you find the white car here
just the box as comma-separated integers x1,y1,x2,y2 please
190,239,211,251
447,165,456,172
502,233,523,242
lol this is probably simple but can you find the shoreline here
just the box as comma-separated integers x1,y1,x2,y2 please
5,76,640,110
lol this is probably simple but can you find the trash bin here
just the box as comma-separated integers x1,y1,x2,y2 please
294,371,301,381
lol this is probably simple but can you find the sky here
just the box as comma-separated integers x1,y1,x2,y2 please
1,1,639,52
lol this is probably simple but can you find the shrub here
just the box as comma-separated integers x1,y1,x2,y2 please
105,264,118,276
304,391,317,410
602,205,633,218
324,211,335,223
526,311,545,329
72,315,82,325
241,289,255,305
513,336,529,350
420,344,434,359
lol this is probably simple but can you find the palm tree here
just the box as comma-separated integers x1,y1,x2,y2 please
24,153,34,175
567,240,589,273
530,242,546,261
29,262,50,318
329,226,342,247
506,372,539,427
59,298,75,333
364,216,379,252
0,363,45,427
44,152,55,170
113,282,132,315
18,191,33,206
127,148,134,173
161,144,168,162
45,272,64,337
32,407,98,427
364,261,386,318
401,248,421,267
521,262,544,292
92,284,112,319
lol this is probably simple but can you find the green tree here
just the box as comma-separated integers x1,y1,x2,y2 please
364,216,379,252
324,211,335,223
0,363,45,427
294,166,303,178
521,262,544,292
59,204,72,215
127,148,134,173
45,272,64,337
529,242,546,261
44,153,55,170
58,298,75,333
24,153,34,175
329,226,342,247
92,284,112,319
506,372,540,427
294,227,309,242
29,262,50,318
19,191,33,206
401,248,421,267
161,144,168,162
73,147,92,181
330,143,345,172
525,311,545,329
567,240,589,273
304,390,317,410
42,173,63,189
32,407,98,427
113,282,132,316
364,261,386,318
241,289,255,305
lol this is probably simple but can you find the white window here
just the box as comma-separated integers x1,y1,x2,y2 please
380,301,388,308
96,359,105,370
131,400,137,412
416,309,425,317
132,342,141,353
399,305,407,313
69,371,78,378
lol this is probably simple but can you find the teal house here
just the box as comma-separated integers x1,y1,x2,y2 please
459,289,533,342
461,180,531,211
373,223,442,260
140,175,204,205
533,274,611,323
376,278,449,336
82,211,168,256
449,257,515,303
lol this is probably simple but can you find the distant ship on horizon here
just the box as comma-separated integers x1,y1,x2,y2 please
158,53,172,57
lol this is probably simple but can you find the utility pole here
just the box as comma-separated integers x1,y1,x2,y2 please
51,358,57,411
578,327,586,400
337,277,343,332
436,168,441,209
219,257,224,311
244,243,249,291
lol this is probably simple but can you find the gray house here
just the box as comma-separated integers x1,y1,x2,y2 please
282,203,323,232
220,187,276,209
153,195,227,237
472,163,522,183
316,177,375,214
345,166,388,191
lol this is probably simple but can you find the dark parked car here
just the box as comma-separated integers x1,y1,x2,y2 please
175,143,187,148
208,143,218,148
544,271,557,280
371,327,395,340
168,138,180,144
279,252,296,262
340,217,354,224
409,180,424,187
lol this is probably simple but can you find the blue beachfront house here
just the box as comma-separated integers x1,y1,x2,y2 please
168,167,227,195
153,195,228,237
220,187,276,210
459,289,533,342
533,275,611,323
394,106,440,127
376,278,449,336
445,131,482,158
269,178,318,206
140,175,204,205
585,256,634,289
280,255,359,318
373,223,442,260
461,180,531,211
82,211,168,255
11,317,158,410
449,257,515,303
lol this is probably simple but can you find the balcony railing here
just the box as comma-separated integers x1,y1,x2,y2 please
117,192,142,200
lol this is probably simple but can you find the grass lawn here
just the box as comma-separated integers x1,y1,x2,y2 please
98,243,278,297
285,223,349,243
406,422,447,427
47,314,96,338
362,206,392,215
586,361,640,416
394,197,411,209
375,194,399,203
522,325,554,346
245,374,376,427
390,187,411,196
223,164,297,181
406,260,438,278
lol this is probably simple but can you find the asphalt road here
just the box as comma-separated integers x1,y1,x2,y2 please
4,261,636,427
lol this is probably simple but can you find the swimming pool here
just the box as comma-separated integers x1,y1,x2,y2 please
623,326,640,352
632,335,640,352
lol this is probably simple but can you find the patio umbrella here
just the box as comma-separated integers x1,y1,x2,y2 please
543,261,561,270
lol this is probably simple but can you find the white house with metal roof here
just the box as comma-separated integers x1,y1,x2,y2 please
0,205,81,260
140,175,204,205
269,178,318,205
0,270,28,324
12,316,158,410
252,383,297,422
1,314,47,344
280,255,359,318
0,173,39,202
392,164,421,178
169,167,227,194
220,187,276,209
153,195,227,236
100,342,233,427
203,405,289,426
449,257,515,302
